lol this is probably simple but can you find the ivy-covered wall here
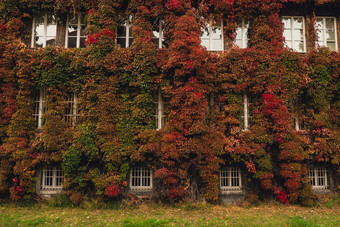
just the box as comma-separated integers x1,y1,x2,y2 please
0,0,339,205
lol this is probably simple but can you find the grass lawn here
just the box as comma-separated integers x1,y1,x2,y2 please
0,200,339,226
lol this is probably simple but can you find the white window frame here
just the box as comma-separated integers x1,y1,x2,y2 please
315,17,338,51
33,90,46,129
235,19,249,48
116,17,133,48
201,19,224,51
155,90,166,130
308,167,328,191
65,93,79,126
130,167,152,191
220,167,242,191
282,16,306,52
31,13,57,48
65,13,86,48
41,166,64,191
241,94,252,131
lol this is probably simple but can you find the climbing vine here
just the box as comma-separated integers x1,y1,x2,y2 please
0,0,339,205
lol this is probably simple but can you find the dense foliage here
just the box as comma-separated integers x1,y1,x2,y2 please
0,0,339,205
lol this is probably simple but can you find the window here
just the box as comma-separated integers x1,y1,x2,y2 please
152,20,165,48
130,167,152,191
31,13,57,48
235,19,249,48
41,166,64,191
65,93,79,126
293,116,307,132
308,168,328,191
155,90,166,130
33,90,46,128
220,167,242,191
65,13,86,48
241,94,252,131
315,17,337,51
116,17,133,48
282,16,306,52
201,19,223,51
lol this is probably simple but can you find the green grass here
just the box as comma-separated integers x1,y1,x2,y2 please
0,202,339,226
323,196,340,209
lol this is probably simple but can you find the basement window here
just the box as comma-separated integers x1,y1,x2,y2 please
220,167,242,191
315,17,337,51
130,167,152,191
31,13,57,48
282,16,306,52
201,19,224,51
40,166,64,192
308,167,329,192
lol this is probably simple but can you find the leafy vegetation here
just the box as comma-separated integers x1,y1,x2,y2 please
0,0,339,204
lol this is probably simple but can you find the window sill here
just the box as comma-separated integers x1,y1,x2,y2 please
129,189,152,197
38,189,63,195
313,188,330,194
220,189,244,195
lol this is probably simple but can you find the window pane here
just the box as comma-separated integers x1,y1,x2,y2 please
295,41,304,52
152,37,159,46
68,25,78,37
117,38,126,48
293,17,303,29
201,39,209,49
282,18,291,29
211,27,222,39
211,40,222,51
80,25,86,36
201,26,209,39
235,39,243,47
34,15,45,47
161,116,166,128
283,30,292,41
316,29,323,42
128,26,133,38
326,42,336,51
117,24,126,36
46,24,57,37
325,18,335,29
315,18,323,29
153,30,160,40
293,29,303,41
46,36,56,46
35,23,44,37
35,37,44,48
80,37,86,48
235,27,243,40
68,37,77,48
326,29,335,41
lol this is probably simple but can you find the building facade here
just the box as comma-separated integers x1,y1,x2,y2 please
0,0,339,205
